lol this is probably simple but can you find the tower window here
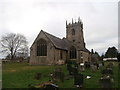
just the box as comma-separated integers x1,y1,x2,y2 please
37,39,47,56
70,46,76,59
72,29,75,35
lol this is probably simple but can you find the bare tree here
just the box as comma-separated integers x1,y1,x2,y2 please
0,33,28,60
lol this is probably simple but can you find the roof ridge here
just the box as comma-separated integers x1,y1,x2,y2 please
42,30,62,40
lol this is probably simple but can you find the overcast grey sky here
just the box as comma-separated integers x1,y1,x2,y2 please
0,0,119,58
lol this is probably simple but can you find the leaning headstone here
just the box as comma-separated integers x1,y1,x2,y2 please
74,73,84,88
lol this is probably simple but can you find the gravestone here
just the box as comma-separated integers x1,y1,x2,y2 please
74,73,84,88
99,78,113,88
53,68,64,82
98,63,103,68
91,65,97,72
79,63,85,72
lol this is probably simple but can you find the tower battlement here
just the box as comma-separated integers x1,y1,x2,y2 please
66,17,83,29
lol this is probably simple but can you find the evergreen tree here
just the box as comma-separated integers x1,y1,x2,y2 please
117,53,120,62
105,47,118,58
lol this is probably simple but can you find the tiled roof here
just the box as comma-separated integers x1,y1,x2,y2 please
43,30,69,50
43,31,90,52
34,30,90,52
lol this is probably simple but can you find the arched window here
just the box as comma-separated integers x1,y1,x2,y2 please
37,39,47,56
72,29,75,35
70,46,76,59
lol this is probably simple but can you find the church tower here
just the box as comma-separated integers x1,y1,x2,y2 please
66,17,85,48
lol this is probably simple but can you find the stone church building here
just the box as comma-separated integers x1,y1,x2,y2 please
30,18,91,65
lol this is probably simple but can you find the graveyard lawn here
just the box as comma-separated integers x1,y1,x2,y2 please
2,61,119,88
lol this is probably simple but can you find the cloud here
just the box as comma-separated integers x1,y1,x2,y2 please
0,0,118,58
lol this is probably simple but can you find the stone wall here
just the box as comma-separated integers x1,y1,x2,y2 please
30,31,67,65
30,31,55,65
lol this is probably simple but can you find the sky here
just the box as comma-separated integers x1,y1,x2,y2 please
0,0,119,58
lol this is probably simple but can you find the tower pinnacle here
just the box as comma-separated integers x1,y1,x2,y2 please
66,20,67,26
72,18,73,24
78,17,81,22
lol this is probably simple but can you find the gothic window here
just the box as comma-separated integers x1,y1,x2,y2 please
72,29,75,35
37,39,47,56
70,46,76,59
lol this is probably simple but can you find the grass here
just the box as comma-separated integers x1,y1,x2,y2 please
2,61,119,88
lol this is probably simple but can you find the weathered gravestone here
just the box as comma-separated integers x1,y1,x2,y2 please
98,63,103,68
99,77,113,88
91,64,97,72
53,68,64,82
74,73,84,88
79,63,85,72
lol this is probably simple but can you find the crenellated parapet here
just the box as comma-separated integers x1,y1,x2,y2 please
66,17,83,29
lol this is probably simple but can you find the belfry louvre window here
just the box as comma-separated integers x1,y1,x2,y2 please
72,29,75,35
70,46,76,59
37,39,47,56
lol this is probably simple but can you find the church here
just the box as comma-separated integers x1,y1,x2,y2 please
30,18,91,65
